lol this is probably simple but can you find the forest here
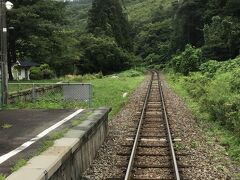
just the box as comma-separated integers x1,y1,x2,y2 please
6,0,240,159
7,0,240,74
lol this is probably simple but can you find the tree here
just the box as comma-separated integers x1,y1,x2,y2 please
171,44,203,75
7,0,79,76
87,0,133,50
204,0,227,23
202,16,240,60
171,0,208,51
224,0,240,17
135,19,172,62
77,35,132,74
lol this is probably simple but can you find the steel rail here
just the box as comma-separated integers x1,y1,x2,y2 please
157,71,181,180
124,71,154,180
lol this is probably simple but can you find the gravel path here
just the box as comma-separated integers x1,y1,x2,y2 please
160,73,240,180
82,73,240,179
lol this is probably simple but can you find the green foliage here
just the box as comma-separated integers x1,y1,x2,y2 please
36,129,68,155
230,68,240,93
135,20,172,60
199,60,222,76
118,69,145,77
167,56,240,136
88,0,133,50
144,53,162,65
190,140,198,149
0,174,5,180
175,142,186,151
7,0,240,75
171,0,208,51
8,0,82,76
198,72,238,133
200,56,240,76
1,123,13,129
61,73,103,82
181,72,209,99
170,0,240,61
30,67,43,80
11,159,27,172
202,73,240,131
218,57,240,72
166,66,240,161
126,0,172,30
77,35,133,74
30,64,54,80
127,0,173,65
65,2,91,34
170,44,203,75
7,69,144,119
202,16,240,60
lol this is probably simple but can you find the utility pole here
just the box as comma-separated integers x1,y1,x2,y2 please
0,0,9,106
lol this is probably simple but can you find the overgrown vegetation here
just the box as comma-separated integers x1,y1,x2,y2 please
5,0,240,165
6,69,145,119
36,128,69,155
10,159,27,172
166,56,240,160
0,174,5,180
126,0,240,162
7,0,138,77
8,0,240,73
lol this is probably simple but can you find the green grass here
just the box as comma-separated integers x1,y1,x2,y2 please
8,79,61,93
71,111,92,127
10,159,27,172
1,123,13,129
165,72,240,162
37,128,69,155
175,142,186,151
2,70,145,176
0,174,5,180
4,129,68,176
88,74,145,119
6,70,145,119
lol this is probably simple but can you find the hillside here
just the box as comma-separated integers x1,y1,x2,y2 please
125,0,173,26
65,1,92,33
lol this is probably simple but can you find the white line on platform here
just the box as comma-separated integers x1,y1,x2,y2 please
0,109,84,165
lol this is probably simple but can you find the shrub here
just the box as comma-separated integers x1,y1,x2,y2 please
182,72,209,99
77,35,133,74
230,68,240,93
30,67,43,80
203,16,240,60
118,69,144,77
62,72,104,82
144,53,161,65
200,56,240,77
218,56,240,73
30,64,55,80
199,60,222,76
170,44,203,75
175,58,240,135
202,72,240,132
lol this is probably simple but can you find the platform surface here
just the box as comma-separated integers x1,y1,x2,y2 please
0,109,84,175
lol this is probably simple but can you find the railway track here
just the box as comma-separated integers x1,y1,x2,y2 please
110,71,181,180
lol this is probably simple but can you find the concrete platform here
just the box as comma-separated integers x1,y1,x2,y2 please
5,107,111,180
0,109,85,176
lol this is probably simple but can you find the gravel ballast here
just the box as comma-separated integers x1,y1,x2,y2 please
82,73,240,179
